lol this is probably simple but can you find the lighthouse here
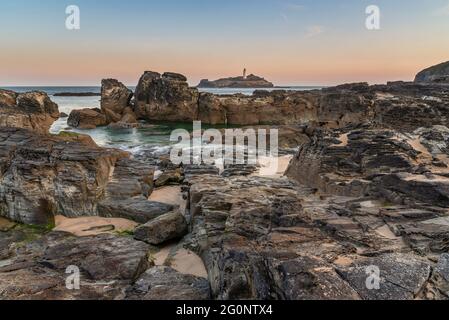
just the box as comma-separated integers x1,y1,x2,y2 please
243,68,247,80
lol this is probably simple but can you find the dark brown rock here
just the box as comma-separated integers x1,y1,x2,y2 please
134,210,187,245
67,108,107,129
0,90,59,134
101,79,133,122
125,266,210,300
134,71,199,122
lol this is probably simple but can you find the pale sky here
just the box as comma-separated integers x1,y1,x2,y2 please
1,0,449,86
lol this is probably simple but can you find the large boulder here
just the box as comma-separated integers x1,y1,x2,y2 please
415,61,449,83
0,128,124,225
98,198,174,224
101,79,133,123
0,128,157,225
134,210,187,245
67,108,107,129
0,90,59,134
134,71,200,122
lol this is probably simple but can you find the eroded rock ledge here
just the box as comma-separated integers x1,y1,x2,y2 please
0,90,59,134
68,74,449,129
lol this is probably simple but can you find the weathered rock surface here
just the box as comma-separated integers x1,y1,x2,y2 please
4,69,449,301
185,174,366,299
0,128,162,225
198,90,320,125
415,61,449,83
197,74,274,88
67,108,107,129
134,71,200,122
0,231,151,300
0,90,59,134
98,198,174,224
134,210,187,245
132,73,449,128
125,266,210,300
101,79,133,119
66,79,136,130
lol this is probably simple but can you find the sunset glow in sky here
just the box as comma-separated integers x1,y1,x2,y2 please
1,0,449,86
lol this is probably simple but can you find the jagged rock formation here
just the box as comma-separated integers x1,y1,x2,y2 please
101,79,134,121
0,128,164,225
0,89,59,134
68,79,136,129
415,61,449,83
132,74,449,127
197,74,274,88
134,71,200,122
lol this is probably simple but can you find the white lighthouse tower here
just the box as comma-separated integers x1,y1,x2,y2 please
243,68,247,80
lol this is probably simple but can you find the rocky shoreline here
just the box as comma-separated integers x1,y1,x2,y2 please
1,62,449,300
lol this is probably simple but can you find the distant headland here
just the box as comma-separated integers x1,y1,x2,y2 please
197,69,274,88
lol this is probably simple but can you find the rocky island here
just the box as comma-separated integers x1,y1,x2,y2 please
415,60,449,83
1,61,449,300
197,69,274,88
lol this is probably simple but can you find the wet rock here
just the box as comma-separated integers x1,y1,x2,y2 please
125,266,210,300
0,128,126,225
134,210,187,245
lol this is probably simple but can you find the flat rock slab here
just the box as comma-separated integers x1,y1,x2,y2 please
0,231,152,300
0,266,128,300
337,253,431,300
125,266,210,300
37,232,150,281
98,197,174,224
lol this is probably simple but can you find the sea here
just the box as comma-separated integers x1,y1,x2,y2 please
2,86,322,155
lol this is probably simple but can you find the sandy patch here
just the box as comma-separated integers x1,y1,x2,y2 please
169,249,208,278
54,215,137,237
331,133,349,147
333,256,354,267
153,245,208,279
254,155,293,178
375,225,398,240
153,243,177,266
149,186,186,213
